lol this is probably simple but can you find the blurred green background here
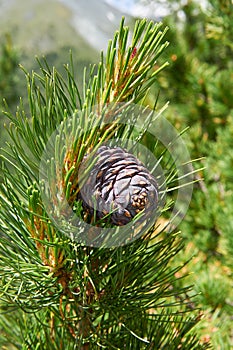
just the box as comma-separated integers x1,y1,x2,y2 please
1,0,232,348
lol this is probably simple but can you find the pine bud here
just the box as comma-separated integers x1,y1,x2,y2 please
79,146,159,226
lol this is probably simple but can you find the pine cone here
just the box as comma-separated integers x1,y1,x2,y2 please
79,146,159,226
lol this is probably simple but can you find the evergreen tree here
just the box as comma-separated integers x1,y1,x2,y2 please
0,18,209,349
154,0,233,348
0,34,19,106
0,35,20,151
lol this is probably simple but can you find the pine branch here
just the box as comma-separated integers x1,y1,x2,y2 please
0,18,209,349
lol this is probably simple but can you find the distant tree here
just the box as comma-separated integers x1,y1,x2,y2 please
0,34,19,107
0,34,20,153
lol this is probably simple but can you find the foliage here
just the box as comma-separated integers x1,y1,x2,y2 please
152,0,233,348
0,34,19,106
0,35,20,149
0,18,208,349
1,0,232,347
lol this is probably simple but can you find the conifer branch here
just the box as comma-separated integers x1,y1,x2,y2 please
0,18,209,349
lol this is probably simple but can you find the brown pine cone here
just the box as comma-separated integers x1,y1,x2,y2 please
79,146,159,226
